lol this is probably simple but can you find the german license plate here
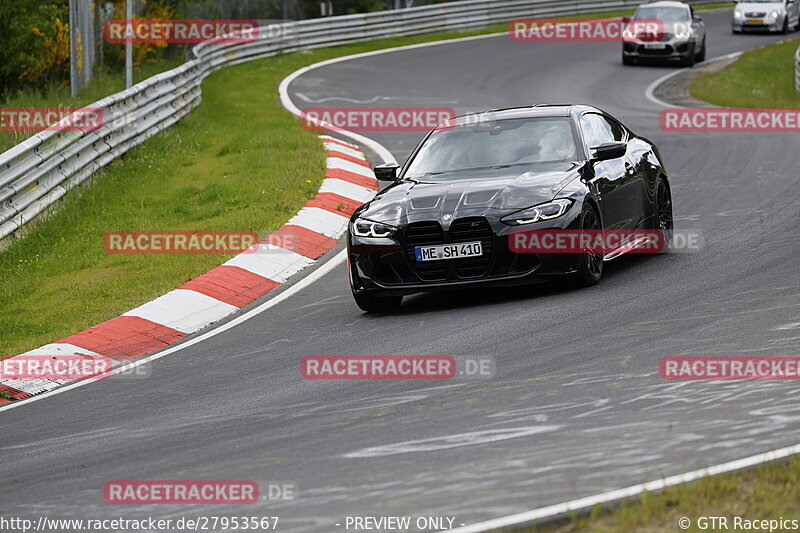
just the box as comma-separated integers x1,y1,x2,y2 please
415,241,483,262
644,42,666,49
746,18,764,24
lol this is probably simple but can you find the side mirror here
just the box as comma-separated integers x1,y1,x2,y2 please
590,142,627,162
373,163,400,181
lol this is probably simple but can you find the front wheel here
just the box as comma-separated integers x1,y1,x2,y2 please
683,45,696,67
353,292,403,313
571,204,603,287
654,178,674,251
782,17,790,33
695,38,706,62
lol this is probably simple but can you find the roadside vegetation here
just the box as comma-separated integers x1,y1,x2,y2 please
691,36,800,107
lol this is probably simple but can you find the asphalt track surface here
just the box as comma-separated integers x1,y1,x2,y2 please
2,9,800,532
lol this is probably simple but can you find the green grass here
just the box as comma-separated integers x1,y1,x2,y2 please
506,456,800,533
691,36,800,108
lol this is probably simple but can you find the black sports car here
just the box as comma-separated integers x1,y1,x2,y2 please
347,104,673,312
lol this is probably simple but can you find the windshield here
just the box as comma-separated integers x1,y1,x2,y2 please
404,117,577,179
633,6,690,21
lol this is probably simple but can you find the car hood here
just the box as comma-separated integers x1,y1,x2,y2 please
358,162,581,225
735,2,783,11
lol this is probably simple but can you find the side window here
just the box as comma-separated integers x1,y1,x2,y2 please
606,117,627,142
580,114,614,149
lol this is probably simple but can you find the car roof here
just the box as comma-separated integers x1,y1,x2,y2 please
636,1,690,8
448,104,604,125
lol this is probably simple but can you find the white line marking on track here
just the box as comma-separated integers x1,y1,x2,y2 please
644,51,744,109
447,442,800,532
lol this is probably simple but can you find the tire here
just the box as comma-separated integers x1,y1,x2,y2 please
352,292,403,313
571,204,603,287
684,44,696,67
782,17,789,34
622,53,634,66
796,17,800,31
654,178,674,252
696,38,706,63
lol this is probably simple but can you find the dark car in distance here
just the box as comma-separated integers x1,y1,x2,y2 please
622,1,706,66
347,104,673,312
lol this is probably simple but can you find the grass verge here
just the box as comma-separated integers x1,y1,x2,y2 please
506,455,800,532
691,36,800,107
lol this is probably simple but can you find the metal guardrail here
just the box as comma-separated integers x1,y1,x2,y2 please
796,45,800,94
0,0,725,241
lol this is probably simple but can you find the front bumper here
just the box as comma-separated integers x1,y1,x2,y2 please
348,208,584,297
622,39,695,62
732,16,784,32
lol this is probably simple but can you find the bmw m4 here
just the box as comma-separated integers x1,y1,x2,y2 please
347,104,674,312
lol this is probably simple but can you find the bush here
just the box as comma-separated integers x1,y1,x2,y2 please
0,1,70,98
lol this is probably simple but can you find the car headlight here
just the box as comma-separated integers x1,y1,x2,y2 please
734,10,742,19
674,29,693,40
622,28,636,40
771,10,781,18
350,217,397,238
500,199,573,226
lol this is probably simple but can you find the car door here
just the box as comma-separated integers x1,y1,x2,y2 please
579,113,642,230
689,7,704,45
788,0,800,27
